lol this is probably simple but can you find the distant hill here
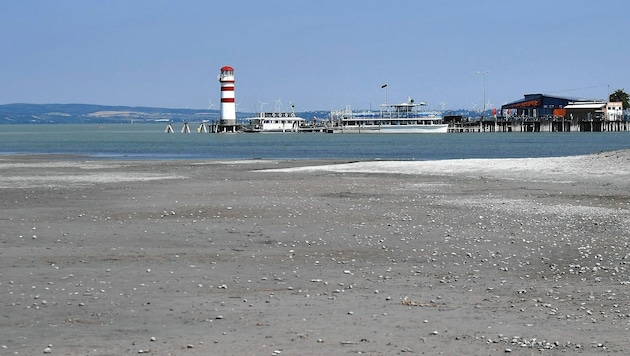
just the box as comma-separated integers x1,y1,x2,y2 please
0,103,481,125
0,103,336,124
0,103,225,124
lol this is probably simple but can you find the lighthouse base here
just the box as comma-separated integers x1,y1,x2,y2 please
217,124,238,133
216,118,238,133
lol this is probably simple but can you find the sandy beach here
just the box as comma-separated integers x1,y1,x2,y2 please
2,150,630,355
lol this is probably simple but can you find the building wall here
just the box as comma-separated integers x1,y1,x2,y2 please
606,102,623,121
502,94,575,118
539,96,572,117
565,108,604,121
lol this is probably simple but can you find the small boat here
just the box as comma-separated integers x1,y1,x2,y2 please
327,97,448,133
242,111,306,133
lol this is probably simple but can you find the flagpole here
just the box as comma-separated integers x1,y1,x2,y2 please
476,71,489,120
381,84,388,106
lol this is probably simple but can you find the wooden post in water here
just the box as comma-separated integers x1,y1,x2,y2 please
181,122,190,133
197,123,208,133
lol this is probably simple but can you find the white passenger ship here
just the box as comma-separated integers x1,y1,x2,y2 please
327,97,448,133
242,111,306,133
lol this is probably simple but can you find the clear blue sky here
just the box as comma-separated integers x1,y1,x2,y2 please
1,0,628,111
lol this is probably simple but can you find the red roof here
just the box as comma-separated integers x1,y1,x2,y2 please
221,66,234,71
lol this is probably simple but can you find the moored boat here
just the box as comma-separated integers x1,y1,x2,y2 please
327,97,448,133
242,111,306,133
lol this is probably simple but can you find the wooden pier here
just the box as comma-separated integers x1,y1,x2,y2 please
164,121,329,133
446,116,630,133
166,117,630,134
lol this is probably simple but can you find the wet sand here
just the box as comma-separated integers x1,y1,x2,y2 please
2,151,630,355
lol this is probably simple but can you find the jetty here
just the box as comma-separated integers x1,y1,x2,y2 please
446,116,630,133
165,116,629,134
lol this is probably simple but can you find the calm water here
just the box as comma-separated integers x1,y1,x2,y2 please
1,123,629,160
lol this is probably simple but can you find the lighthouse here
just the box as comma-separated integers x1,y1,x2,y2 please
218,66,236,132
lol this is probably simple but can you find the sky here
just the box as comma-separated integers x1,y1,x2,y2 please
1,0,629,112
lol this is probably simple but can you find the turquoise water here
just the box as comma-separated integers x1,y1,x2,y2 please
1,123,629,160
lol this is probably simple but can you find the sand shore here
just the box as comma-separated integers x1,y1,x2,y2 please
2,151,630,355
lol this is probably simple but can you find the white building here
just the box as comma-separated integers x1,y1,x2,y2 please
606,101,623,121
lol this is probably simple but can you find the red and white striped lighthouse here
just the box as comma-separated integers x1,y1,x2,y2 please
218,66,236,130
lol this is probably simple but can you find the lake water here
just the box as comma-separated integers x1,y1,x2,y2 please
1,124,629,161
